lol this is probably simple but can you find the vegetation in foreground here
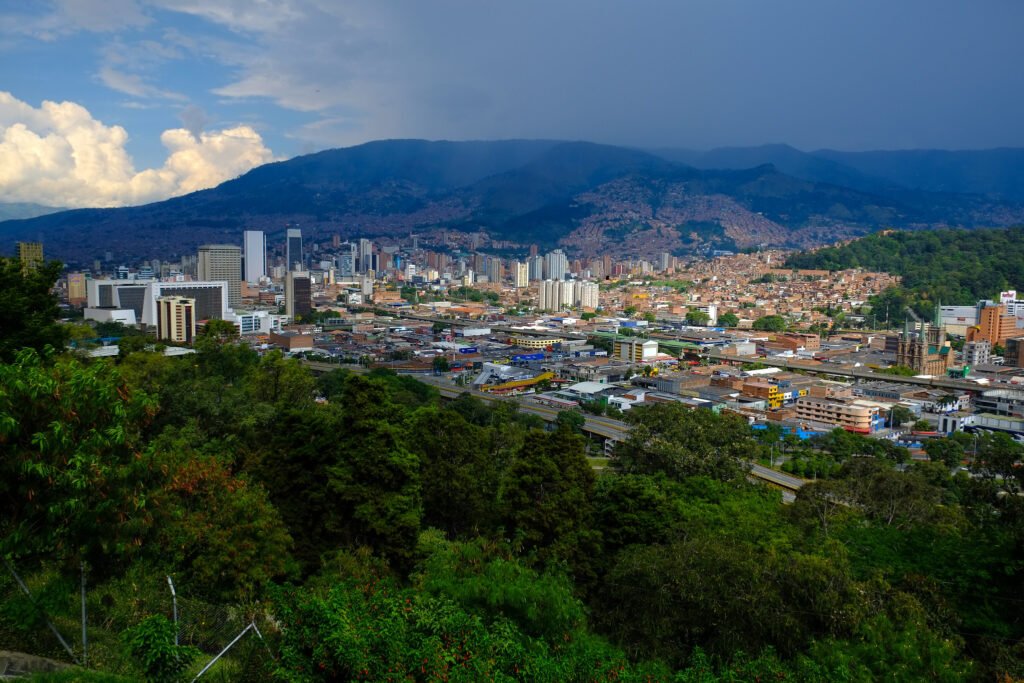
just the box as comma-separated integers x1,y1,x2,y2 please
3,256,1024,681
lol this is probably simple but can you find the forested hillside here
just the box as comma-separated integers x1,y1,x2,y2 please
3,257,1024,681
786,226,1024,323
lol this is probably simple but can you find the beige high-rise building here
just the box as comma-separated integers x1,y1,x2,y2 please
513,261,529,288
197,244,242,307
156,296,196,344
67,273,87,306
17,241,43,272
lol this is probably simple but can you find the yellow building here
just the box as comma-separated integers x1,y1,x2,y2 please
614,338,659,362
17,241,43,272
510,335,564,350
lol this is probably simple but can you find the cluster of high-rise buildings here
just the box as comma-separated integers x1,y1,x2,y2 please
537,279,600,311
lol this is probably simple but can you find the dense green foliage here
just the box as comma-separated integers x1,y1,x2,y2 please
753,314,787,332
786,226,1024,323
0,257,68,361
5,263,1024,681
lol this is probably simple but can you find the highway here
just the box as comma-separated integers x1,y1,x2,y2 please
699,350,991,393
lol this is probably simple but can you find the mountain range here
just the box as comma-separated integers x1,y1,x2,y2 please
2,139,1023,265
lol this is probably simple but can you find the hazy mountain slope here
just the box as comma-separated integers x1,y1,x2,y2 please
2,139,1023,264
0,202,66,222
813,147,1024,201
656,144,901,196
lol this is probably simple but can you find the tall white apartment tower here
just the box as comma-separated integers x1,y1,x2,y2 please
243,230,266,283
513,261,529,288
545,249,568,281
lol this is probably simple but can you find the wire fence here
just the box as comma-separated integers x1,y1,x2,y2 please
0,560,276,680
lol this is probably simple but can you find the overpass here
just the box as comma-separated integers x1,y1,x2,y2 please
300,359,805,493
699,350,992,393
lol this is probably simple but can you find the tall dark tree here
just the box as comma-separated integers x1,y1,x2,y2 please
407,406,500,537
327,375,422,566
498,426,596,565
0,257,67,361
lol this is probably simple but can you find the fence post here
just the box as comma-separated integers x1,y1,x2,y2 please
2,558,79,664
80,561,87,667
166,575,179,646
191,622,254,681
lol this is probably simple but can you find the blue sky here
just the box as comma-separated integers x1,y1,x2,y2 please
2,0,1023,208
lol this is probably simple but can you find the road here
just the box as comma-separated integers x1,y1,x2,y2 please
699,350,989,393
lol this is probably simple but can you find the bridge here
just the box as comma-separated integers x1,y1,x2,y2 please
698,350,991,393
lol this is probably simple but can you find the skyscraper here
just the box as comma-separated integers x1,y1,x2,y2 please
67,273,87,306
358,238,373,274
513,261,529,288
487,257,503,285
286,228,303,271
528,255,544,282
336,242,357,277
545,249,568,281
198,244,242,307
243,230,267,283
285,271,312,319
17,241,43,272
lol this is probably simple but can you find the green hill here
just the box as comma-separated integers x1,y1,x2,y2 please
786,226,1024,322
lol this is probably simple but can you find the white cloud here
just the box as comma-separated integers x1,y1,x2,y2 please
0,91,274,208
98,66,187,100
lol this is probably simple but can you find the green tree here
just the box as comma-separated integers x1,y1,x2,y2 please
718,311,740,327
498,426,596,563
0,349,156,568
613,403,753,482
642,311,657,323
752,315,787,332
685,310,711,326
327,375,422,566
890,404,915,426
248,406,346,572
432,355,450,373
150,442,295,600
555,407,586,434
123,615,199,683
0,257,67,360
407,407,499,537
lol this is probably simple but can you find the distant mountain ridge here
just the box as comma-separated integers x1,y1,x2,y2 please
0,202,65,222
2,139,1024,265
658,144,1024,201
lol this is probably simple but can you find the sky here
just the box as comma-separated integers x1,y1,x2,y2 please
1,0,1023,209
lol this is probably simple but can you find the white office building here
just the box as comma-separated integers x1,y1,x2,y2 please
243,230,266,284
86,280,231,327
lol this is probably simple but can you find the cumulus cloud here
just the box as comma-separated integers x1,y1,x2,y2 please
0,91,274,208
